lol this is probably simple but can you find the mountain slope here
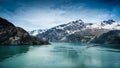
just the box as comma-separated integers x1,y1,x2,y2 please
65,29,110,42
90,30,120,44
0,17,49,45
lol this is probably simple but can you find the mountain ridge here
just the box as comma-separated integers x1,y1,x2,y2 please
30,19,120,44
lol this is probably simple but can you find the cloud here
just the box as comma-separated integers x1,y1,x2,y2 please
1,6,117,31
0,0,119,31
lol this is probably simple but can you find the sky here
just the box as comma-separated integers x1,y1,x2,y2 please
0,0,120,31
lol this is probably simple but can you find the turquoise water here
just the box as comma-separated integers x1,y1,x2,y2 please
0,42,120,68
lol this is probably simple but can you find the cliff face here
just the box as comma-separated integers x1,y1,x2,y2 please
0,17,49,45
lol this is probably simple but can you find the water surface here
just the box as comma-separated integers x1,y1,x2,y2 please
0,42,120,68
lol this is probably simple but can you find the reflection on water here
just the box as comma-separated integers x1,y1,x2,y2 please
0,42,120,68
0,46,29,61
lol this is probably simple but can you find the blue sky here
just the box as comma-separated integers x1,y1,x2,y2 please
0,0,120,31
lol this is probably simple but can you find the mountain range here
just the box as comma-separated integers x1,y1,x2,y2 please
30,19,120,44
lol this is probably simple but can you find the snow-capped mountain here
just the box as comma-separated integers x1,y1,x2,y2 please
29,29,47,36
36,19,90,41
51,19,86,34
86,19,120,30
31,19,120,42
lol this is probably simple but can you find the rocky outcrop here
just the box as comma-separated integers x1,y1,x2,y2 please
0,17,49,45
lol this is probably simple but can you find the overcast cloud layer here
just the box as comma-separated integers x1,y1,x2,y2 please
0,0,120,30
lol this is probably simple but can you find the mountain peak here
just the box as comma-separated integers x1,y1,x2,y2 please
101,19,115,25
69,19,84,24
0,17,15,27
